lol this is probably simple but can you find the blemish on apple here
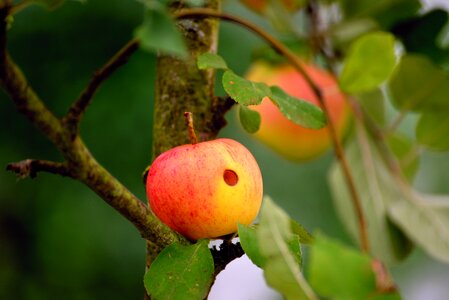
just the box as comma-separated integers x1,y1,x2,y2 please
223,169,238,186
146,138,263,240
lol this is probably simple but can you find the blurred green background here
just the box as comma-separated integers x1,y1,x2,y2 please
1,1,449,299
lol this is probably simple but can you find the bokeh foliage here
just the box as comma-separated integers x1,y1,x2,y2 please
3,0,449,299
0,1,344,298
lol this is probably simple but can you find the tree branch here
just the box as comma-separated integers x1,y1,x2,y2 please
152,2,222,157
1,53,65,143
210,241,245,275
148,1,222,296
384,110,406,136
1,6,184,250
6,159,70,179
174,7,369,253
305,1,369,253
305,0,396,291
64,39,139,138
203,95,235,141
2,52,182,247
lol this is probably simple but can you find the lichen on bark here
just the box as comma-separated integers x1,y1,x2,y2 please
152,0,222,158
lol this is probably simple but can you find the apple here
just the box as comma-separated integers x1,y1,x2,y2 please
245,61,351,162
146,138,263,240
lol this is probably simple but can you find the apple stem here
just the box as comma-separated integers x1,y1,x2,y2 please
184,112,198,144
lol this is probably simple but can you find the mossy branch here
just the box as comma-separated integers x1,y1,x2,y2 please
6,159,70,179
152,0,225,158
0,5,185,250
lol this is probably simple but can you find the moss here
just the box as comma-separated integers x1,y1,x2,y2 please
152,0,221,158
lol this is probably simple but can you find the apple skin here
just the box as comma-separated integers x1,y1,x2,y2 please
146,138,263,240
246,61,351,162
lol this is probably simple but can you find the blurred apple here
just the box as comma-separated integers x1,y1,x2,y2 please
246,61,351,162
146,138,263,240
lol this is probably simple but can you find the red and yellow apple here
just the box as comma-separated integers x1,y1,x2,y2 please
146,138,263,240
245,61,351,162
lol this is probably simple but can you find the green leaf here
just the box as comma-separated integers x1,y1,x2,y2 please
238,224,266,268
134,5,187,58
328,126,413,263
290,220,314,244
308,234,376,300
388,192,449,264
339,31,396,93
144,240,214,300
258,196,317,300
287,235,302,267
386,134,420,180
392,9,449,64
239,105,261,134
238,223,303,268
197,53,228,70
416,112,449,151
222,70,271,105
269,86,326,129
388,54,449,112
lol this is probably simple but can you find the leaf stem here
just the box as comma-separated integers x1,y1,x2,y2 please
384,110,407,136
305,0,370,253
184,111,198,144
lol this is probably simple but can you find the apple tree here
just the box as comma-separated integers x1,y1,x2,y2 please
2,0,449,299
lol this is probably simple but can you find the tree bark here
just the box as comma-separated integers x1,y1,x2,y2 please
145,0,224,279
152,0,221,157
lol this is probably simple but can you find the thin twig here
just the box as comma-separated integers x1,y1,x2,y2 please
0,9,183,247
371,258,397,293
6,159,70,179
64,39,139,138
175,7,369,253
184,112,198,144
1,7,62,142
175,9,322,99
350,99,404,176
350,98,415,196
306,1,369,253
384,111,406,136
1,53,64,144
